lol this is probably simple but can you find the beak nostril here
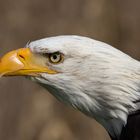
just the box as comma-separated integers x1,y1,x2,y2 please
19,54,25,60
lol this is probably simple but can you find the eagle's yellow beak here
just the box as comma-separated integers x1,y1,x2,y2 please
0,48,56,76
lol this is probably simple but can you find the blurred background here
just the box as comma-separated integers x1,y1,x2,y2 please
0,0,140,140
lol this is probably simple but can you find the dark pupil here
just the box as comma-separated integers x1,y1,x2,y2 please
52,54,57,60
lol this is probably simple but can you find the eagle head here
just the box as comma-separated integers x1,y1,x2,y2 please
0,35,140,138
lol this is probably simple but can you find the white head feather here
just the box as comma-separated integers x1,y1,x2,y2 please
27,35,140,138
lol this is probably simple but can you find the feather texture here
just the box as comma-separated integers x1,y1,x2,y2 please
27,35,140,139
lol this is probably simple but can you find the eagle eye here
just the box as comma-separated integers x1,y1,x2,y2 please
48,52,63,64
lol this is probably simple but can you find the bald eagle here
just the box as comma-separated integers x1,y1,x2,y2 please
0,36,140,140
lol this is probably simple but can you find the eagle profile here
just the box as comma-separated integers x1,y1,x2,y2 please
0,35,140,140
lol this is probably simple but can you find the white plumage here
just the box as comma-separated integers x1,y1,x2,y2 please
26,35,140,138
